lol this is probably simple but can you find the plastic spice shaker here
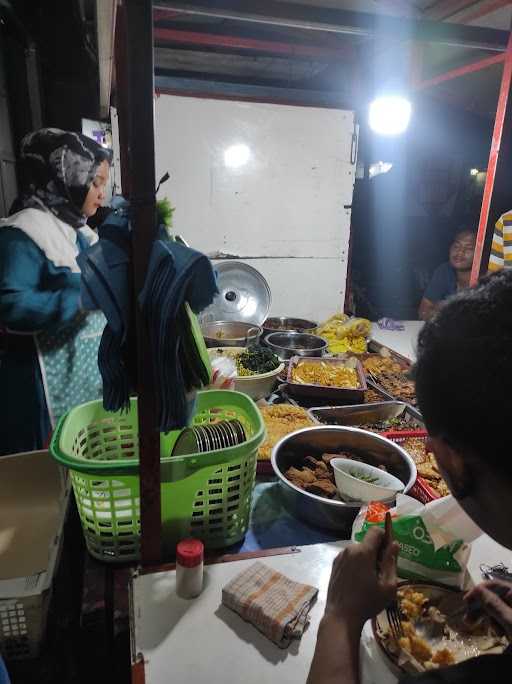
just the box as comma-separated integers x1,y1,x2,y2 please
176,538,204,598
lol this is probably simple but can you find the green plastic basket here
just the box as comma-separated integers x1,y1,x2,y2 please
50,390,265,562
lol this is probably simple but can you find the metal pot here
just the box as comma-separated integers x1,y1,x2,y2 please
201,320,262,348
271,426,416,534
262,317,317,339
265,331,328,360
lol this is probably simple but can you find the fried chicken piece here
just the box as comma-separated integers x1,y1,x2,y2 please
314,467,333,481
321,453,339,466
304,455,321,469
285,467,316,484
432,480,450,497
305,479,337,498
432,648,455,666
417,463,442,481
313,461,332,480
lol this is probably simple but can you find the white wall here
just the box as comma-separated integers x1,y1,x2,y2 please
154,94,356,322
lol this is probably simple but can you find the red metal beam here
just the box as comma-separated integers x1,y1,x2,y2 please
154,26,353,59
471,31,512,284
415,51,505,89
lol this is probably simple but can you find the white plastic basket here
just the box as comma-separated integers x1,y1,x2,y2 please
0,451,68,660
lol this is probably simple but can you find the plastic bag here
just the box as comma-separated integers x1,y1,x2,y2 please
352,495,482,588
210,356,237,380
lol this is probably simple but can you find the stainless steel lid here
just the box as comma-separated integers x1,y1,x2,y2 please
200,261,271,326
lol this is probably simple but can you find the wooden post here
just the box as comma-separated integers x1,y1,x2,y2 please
123,0,162,564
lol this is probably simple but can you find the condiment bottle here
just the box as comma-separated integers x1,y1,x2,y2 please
176,538,204,598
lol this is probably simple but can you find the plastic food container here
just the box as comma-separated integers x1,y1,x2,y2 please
285,356,367,404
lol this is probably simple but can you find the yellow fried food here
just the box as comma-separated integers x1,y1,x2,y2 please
362,356,403,375
326,336,367,354
409,635,433,663
399,588,429,619
291,361,360,388
258,405,315,460
432,648,455,666
316,314,370,354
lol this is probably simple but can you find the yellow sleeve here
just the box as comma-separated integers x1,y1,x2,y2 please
488,216,504,272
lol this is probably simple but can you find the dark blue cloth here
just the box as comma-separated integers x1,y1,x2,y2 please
79,203,217,430
0,226,84,456
424,262,457,303
0,655,10,684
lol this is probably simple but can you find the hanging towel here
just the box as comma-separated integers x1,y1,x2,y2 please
78,201,216,430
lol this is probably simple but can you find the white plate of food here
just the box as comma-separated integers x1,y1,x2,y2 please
373,582,509,676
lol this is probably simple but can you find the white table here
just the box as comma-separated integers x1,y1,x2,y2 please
130,534,512,684
371,321,424,361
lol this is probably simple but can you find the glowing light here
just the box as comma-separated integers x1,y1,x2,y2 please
369,161,393,179
368,96,412,136
470,168,479,176
224,144,251,168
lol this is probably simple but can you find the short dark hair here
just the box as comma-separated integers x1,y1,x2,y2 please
453,228,476,242
414,269,512,474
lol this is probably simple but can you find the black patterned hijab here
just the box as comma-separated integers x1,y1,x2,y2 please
18,128,113,228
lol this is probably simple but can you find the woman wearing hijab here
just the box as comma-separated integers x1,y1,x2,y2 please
0,128,112,456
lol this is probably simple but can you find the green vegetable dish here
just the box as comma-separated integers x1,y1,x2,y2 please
349,470,380,485
236,347,280,376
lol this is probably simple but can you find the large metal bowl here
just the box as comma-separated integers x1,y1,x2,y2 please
201,321,262,348
265,331,328,360
262,317,317,339
271,426,417,535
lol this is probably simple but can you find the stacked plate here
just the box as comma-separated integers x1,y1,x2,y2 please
171,419,247,456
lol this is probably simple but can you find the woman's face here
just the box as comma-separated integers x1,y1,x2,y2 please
81,160,110,217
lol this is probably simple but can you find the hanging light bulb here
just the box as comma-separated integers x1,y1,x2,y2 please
368,95,412,136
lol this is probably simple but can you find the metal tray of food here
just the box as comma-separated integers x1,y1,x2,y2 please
366,378,421,419
361,350,417,407
307,401,424,430
285,356,367,404
367,340,412,367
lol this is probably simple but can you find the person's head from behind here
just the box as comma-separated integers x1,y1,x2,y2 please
18,128,112,227
449,229,476,272
415,270,512,549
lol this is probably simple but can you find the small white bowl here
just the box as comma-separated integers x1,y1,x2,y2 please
330,458,405,503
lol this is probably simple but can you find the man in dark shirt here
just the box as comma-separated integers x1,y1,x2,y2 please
418,230,476,321
308,270,512,684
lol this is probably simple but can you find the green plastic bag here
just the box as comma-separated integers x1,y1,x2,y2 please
352,495,480,588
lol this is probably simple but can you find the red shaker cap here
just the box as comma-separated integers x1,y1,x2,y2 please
176,538,204,568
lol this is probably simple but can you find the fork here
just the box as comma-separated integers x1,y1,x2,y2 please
386,602,404,641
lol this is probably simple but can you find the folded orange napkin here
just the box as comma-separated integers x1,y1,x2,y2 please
222,561,318,648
